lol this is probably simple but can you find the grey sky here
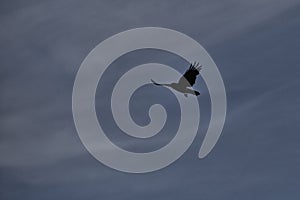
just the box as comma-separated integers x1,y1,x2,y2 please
1,0,300,199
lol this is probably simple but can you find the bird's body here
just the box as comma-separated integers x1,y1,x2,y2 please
151,62,202,97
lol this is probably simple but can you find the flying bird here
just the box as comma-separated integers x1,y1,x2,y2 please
151,62,202,97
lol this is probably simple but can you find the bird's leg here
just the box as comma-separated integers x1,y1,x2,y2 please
151,79,171,87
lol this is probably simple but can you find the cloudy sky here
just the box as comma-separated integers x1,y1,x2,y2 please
1,0,300,199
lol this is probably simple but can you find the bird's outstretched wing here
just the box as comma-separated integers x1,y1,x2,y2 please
178,62,202,87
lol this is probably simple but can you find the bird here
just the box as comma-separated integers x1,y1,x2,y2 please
151,62,202,97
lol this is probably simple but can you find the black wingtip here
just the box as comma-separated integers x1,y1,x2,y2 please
190,62,202,70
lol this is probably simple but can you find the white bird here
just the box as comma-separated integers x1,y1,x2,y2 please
151,62,202,97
